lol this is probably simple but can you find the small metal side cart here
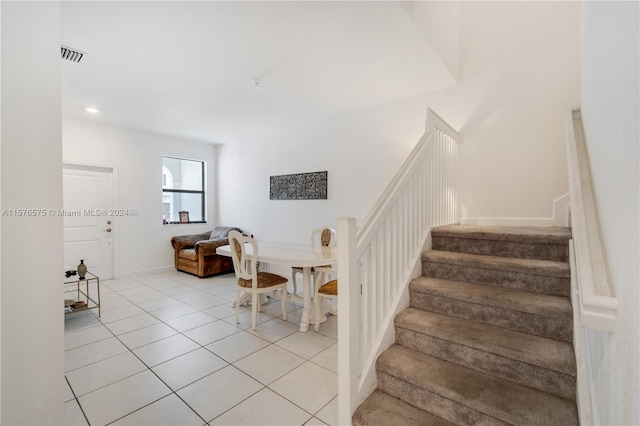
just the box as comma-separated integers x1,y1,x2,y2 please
64,270,101,317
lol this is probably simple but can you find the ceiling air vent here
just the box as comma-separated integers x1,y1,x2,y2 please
61,45,86,63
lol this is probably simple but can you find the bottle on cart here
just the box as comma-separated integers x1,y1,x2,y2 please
77,259,87,280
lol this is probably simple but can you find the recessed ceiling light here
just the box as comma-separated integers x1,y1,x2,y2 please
85,107,99,114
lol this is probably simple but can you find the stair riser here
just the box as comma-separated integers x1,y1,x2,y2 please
377,372,509,426
395,328,576,400
410,291,573,342
352,390,456,426
432,236,569,262
422,262,570,296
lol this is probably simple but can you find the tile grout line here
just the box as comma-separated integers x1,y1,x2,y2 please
66,272,338,425
65,375,92,426
80,308,209,426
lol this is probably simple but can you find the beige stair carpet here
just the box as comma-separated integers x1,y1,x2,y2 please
352,225,578,426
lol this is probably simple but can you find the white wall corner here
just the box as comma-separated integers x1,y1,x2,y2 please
399,1,459,83
552,192,571,227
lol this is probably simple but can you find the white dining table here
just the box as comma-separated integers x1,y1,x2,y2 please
216,241,337,332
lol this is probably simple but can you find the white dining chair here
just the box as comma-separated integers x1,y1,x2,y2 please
228,230,288,330
312,265,338,332
291,226,336,295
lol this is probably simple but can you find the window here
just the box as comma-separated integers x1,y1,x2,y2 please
162,157,205,224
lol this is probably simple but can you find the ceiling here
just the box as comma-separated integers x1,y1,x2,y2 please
61,1,456,144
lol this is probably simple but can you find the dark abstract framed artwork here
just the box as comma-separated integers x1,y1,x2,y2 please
270,171,328,200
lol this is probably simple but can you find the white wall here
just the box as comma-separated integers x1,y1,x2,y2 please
454,1,580,225
1,2,65,424
216,94,430,246
217,1,581,247
580,1,640,424
63,119,217,275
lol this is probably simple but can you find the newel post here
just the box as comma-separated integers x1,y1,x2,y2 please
337,217,359,425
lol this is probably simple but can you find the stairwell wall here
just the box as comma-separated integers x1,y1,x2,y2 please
579,2,640,425
402,0,579,226
453,1,580,225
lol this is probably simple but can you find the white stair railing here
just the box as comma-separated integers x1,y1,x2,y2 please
565,108,617,331
337,108,461,424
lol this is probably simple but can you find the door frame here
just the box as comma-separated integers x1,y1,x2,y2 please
63,162,120,279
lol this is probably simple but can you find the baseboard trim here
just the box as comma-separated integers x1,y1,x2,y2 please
459,217,560,227
461,193,570,227
119,265,175,277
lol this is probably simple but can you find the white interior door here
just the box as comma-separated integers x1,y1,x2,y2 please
63,165,114,279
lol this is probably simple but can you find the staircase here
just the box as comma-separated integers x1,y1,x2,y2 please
352,225,578,425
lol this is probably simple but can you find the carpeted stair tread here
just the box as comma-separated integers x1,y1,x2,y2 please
410,277,573,341
410,276,571,316
431,225,571,262
422,250,570,296
352,390,455,426
423,250,570,277
394,309,576,398
395,308,576,375
432,225,571,244
352,225,577,424
377,345,579,425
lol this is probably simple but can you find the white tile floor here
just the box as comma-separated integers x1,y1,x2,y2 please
64,270,338,426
